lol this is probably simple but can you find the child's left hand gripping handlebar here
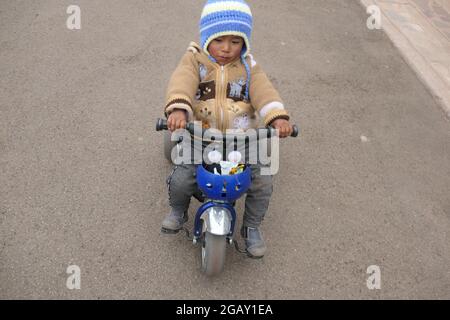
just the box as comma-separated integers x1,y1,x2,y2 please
156,118,300,138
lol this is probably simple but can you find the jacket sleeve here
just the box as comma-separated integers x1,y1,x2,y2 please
164,50,200,120
248,57,290,126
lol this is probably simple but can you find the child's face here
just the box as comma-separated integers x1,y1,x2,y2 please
208,35,244,65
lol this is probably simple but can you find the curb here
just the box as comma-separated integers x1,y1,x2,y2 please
360,0,450,119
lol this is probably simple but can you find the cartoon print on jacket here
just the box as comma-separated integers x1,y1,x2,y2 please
198,105,213,129
233,113,250,130
196,81,215,101
228,104,240,114
228,78,246,100
199,64,208,82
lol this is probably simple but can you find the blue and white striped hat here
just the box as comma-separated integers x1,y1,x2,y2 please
200,0,253,58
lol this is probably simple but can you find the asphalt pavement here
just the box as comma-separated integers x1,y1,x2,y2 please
1,0,449,299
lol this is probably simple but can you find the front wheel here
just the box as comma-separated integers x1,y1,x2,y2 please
201,232,227,276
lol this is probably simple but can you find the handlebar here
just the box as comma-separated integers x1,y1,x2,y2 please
156,118,299,138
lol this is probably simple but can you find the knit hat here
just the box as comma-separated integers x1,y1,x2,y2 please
200,0,253,57
199,0,253,100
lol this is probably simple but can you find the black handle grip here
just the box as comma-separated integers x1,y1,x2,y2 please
156,118,168,132
291,125,299,138
156,118,299,138
267,125,300,138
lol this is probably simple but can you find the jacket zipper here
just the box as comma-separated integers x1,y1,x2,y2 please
220,65,225,131
221,65,225,83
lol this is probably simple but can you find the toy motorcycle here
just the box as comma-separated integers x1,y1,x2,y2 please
156,118,298,276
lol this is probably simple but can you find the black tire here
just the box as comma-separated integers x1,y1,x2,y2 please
201,232,227,276
164,131,177,163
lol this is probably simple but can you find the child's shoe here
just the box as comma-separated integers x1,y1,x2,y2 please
161,210,188,234
240,226,266,259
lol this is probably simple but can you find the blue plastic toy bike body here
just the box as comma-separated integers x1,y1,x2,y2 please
156,118,298,276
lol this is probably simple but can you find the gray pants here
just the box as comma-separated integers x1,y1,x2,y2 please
167,164,273,228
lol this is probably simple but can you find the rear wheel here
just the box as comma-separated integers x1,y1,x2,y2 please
201,232,227,276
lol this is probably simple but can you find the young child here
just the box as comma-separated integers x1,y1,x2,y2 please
162,0,293,258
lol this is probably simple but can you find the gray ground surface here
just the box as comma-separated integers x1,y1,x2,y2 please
1,0,449,299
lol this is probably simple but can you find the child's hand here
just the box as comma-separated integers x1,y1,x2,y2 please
271,118,293,138
167,109,188,132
